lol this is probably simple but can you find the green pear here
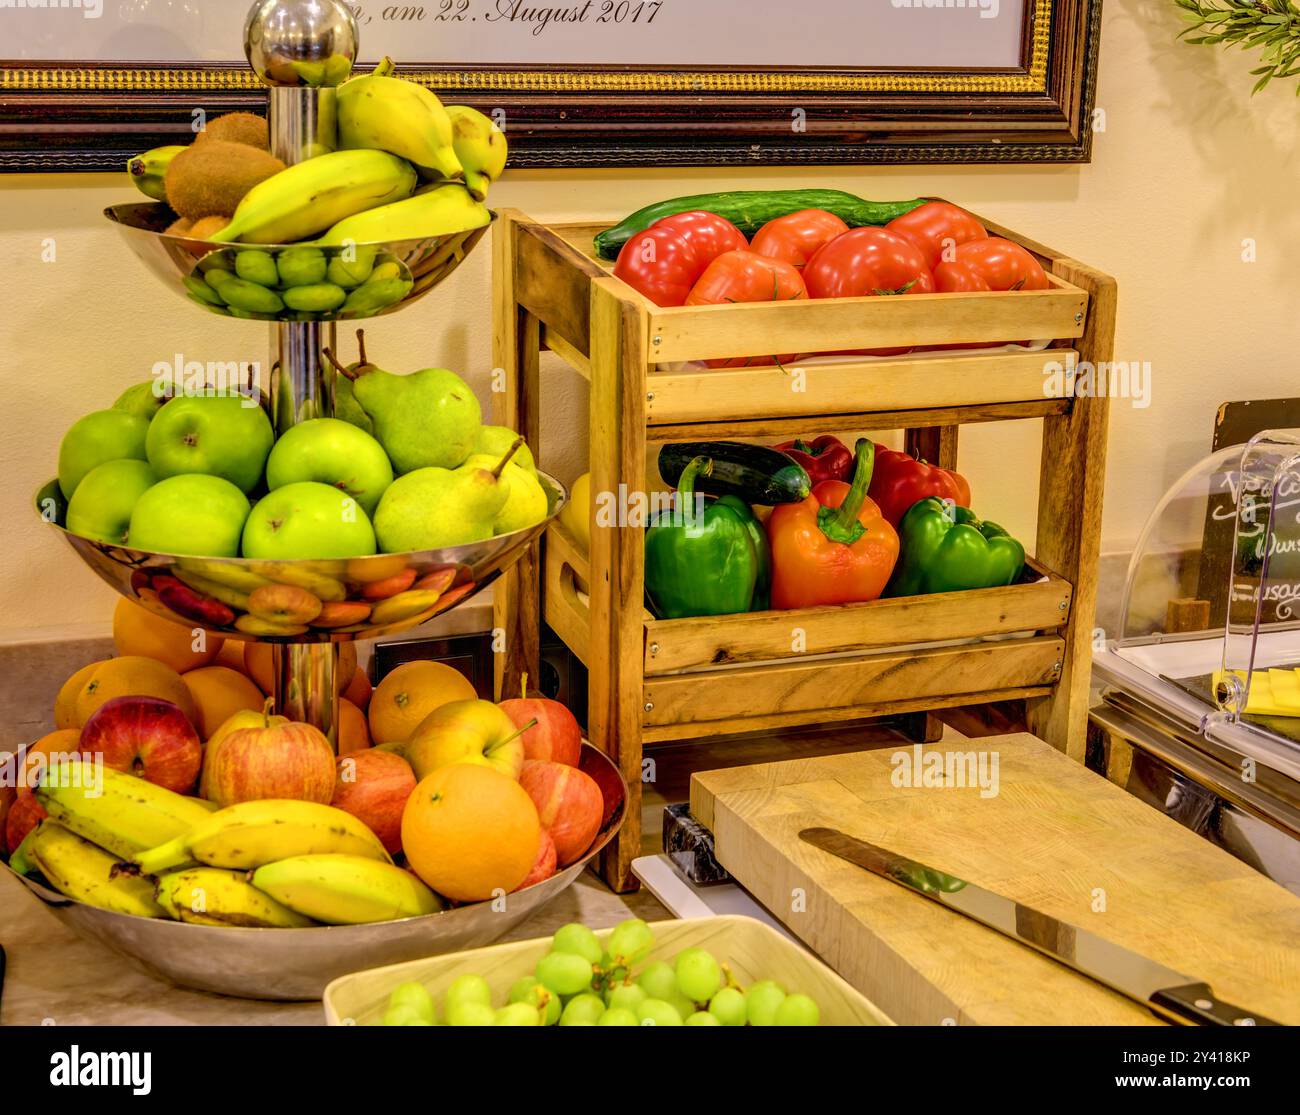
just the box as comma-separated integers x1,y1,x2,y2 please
325,332,480,474
333,374,373,434
461,453,547,535
58,409,150,500
474,426,536,474
373,461,510,552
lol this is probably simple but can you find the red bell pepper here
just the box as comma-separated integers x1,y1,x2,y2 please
767,439,900,610
868,445,972,529
773,435,854,486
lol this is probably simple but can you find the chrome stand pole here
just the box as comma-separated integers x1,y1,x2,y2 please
245,0,359,747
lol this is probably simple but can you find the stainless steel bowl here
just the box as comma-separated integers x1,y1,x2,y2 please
105,203,493,323
4,745,625,1001
35,473,565,644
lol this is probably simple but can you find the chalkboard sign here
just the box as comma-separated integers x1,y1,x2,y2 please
0,0,1102,170
1196,400,1300,629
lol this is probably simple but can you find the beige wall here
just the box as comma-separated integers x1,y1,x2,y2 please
2,0,1297,639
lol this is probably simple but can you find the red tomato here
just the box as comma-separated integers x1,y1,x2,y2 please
885,201,987,269
652,210,748,267
613,226,706,307
932,237,1049,292
685,249,808,306
749,209,850,270
803,228,935,299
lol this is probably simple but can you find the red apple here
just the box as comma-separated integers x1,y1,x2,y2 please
330,749,416,855
5,792,45,854
79,696,202,794
516,828,557,890
204,715,334,807
498,694,582,767
518,759,603,867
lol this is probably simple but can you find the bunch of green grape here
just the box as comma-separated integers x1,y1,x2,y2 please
378,918,821,1027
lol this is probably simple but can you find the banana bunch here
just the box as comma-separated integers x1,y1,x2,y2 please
209,149,418,245
133,799,391,875
252,854,442,924
127,145,183,201
33,759,216,860
337,73,465,184
446,106,508,202
156,867,315,928
22,822,166,918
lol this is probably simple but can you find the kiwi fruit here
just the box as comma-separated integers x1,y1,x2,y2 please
196,112,270,151
165,216,194,236
164,140,285,221
189,215,231,240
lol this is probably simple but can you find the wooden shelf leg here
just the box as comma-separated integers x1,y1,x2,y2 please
588,279,648,893
492,210,542,701
1026,260,1116,760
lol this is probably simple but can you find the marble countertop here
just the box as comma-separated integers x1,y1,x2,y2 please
0,868,657,1026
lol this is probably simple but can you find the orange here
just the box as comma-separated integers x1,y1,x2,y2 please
74,655,198,727
182,665,266,740
338,697,371,755
369,660,476,745
55,661,100,729
401,764,540,902
213,639,250,675
244,641,358,699
13,729,81,792
343,667,372,710
113,597,222,674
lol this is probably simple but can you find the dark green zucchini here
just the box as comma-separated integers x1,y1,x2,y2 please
659,442,810,505
595,190,926,259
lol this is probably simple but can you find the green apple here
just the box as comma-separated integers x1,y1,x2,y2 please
113,381,169,422
66,459,157,545
474,426,536,474
128,474,250,557
462,454,548,535
146,395,274,494
265,418,394,516
57,409,150,500
242,481,377,559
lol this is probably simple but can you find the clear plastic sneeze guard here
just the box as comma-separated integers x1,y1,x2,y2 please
1105,429,1300,784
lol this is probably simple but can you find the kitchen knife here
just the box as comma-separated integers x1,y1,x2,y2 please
798,826,1280,1026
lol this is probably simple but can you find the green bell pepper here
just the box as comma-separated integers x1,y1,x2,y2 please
885,497,1025,596
715,494,771,611
645,457,760,619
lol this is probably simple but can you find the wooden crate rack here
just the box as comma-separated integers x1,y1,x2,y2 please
492,206,1114,891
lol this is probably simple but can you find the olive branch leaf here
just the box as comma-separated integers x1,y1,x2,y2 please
1173,0,1300,93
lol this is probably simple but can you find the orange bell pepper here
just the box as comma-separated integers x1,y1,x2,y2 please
766,439,900,609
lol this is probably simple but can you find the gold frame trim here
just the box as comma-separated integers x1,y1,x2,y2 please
2,0,1050,95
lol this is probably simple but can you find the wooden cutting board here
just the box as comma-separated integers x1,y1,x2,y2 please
689,733,1300,1026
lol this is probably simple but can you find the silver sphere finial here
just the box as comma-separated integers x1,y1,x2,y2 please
244,0,359,88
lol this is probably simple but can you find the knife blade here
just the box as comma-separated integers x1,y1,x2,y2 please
797,826,1280,1026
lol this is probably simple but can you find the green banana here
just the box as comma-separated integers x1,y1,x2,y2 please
337,74,464,183
155,867,315,928
33,759,216,860
209,149,417,246
251,854,442,924
127,145,184,202
446,106,508,202
133,799,392,875
316,183,490,246
26,822,166,918
9,829,39,877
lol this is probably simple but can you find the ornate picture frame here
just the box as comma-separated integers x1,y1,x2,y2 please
0,0,1101,170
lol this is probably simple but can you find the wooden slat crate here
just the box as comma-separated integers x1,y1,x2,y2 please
493,204,1115,891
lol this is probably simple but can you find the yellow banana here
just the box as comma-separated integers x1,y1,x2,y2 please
316,183,490,247
209,149,417,246
133,799,391,875
27,822,166,918
245,561,347,602
155,866,315,928
446,106,508,202
251,854,442,925
34,759,216,860
127,145,184,202
337,74,464,183
178,558,275,595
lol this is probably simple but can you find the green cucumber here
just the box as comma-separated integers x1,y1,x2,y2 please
595,191,927,260
659,442,810,506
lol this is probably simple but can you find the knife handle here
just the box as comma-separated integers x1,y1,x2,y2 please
1150,983,1281,1027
